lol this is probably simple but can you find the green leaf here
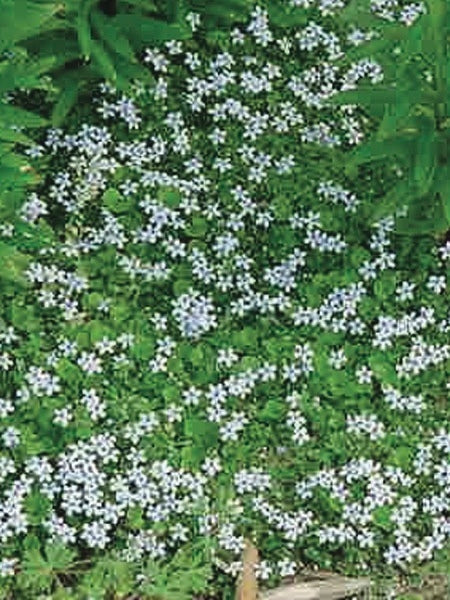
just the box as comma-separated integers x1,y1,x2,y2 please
90,39,117,81
25,491,51,525
164,0,179,22
184,417,218,447
23,533,40,551
0,55,57,95
0,103,47,128
102,187,128,212
55,358,83,384
81,557,134,598
369,353,397,384
434,165,450,226
173,279,192,295
0,0,57,51
181,444,206,468
163,384,180,401
158,187,181,207
45,543,76,571
330,86,409,107
345,33,402,61
91,9,136,61
232,326,258,349
77,0,96,59
396,190,448,235
0,127,34,145
126,506,144,529
345,136,412,175
51,79,82,126
112,14,190,49
0,243,29,286
259,399,285,422
142,543,212,600
267,4,309,27
373,506,392,530
21,547,53,592
391,445,411,469
132,338,155,360
411,132,437,196
186,216,208,238
374,273,396,300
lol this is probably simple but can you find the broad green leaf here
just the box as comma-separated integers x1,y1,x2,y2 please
371,178,414,220
188,0,249,25
173,279,192,295
391,445,411,469
22,30,80,65
165,0,179,22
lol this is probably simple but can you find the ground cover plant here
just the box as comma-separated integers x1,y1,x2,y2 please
0,0,449,598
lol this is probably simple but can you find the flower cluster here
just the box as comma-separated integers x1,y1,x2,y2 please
0,3,448,596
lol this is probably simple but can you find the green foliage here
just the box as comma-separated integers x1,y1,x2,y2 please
0,3,449,599
331,0,450,234
20,0,191,125
78,556,135,598
187,0,251,30
140,540,214,600
18,543,76,594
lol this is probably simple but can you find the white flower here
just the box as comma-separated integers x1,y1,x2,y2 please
0,558,17,577
172,288,217,339
53,407,73,427
356,365,373,384
427,275,446,294
329,348,347,369
77,352,103,374
2,427,20,448
217,348,239,368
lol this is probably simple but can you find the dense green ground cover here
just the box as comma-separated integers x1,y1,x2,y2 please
0,1,449,598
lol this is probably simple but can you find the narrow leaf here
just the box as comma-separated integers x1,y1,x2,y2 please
112,15,190,49
77,0,96,59
90,40,117,81
90,9,136,61
0,104,47,128
51,79,82,126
